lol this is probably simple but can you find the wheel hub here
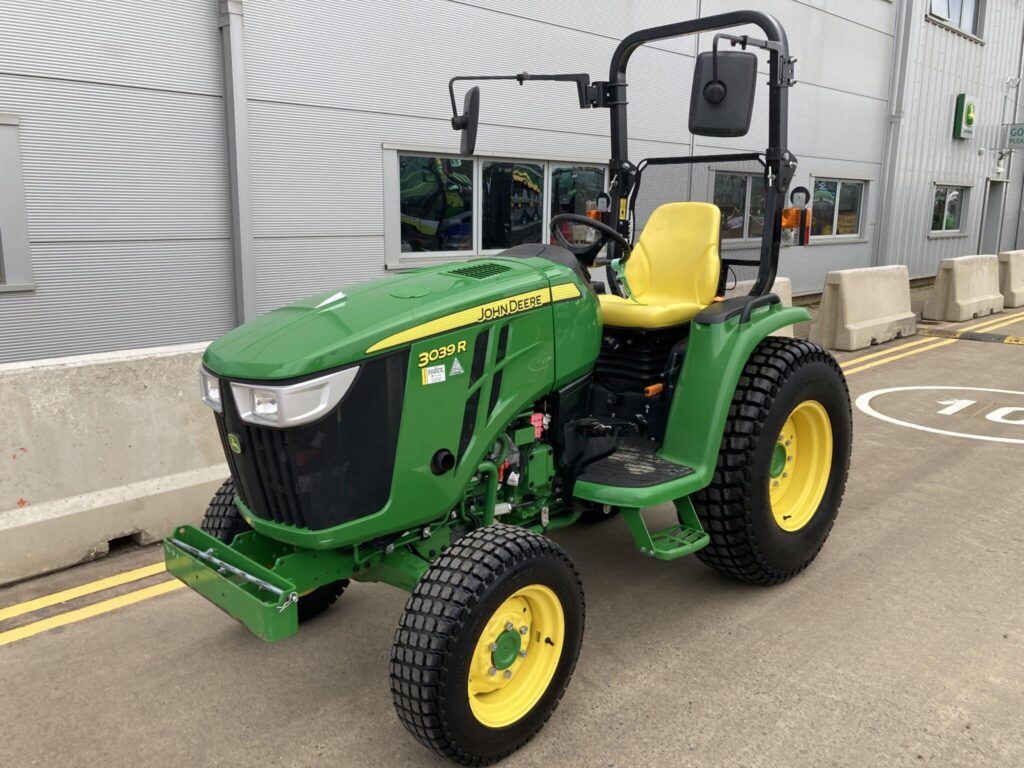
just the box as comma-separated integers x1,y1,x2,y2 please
491,628,522,670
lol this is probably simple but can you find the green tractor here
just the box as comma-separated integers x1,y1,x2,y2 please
165,11,851,765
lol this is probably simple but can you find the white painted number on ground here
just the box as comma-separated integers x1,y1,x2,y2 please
935,398,975,416
856,386,1024,445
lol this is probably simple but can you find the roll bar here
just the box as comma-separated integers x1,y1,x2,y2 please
448,11,798,298
606,11,796,297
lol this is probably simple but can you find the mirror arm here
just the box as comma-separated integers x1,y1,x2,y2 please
448,72,614,114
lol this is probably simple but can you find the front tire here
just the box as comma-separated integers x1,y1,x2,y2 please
199,478,347,623
390,524,585,765
692,337,852,585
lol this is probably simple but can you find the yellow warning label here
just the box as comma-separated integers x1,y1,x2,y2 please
618,198,627,220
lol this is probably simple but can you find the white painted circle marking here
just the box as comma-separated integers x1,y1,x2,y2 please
855,386,1024,445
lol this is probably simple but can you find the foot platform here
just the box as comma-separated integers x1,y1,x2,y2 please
620,498,709,561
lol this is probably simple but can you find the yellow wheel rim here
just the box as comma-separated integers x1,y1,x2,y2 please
467,583,565,728
769,400,833,532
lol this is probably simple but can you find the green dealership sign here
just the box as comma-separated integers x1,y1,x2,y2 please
954,93,977,140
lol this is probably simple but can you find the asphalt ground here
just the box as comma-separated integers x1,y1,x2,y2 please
2,309,1023,767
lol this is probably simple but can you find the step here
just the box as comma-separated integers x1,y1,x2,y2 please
620,499,710,561
573,436,703,508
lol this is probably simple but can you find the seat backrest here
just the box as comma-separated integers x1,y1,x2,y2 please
624,202,721,307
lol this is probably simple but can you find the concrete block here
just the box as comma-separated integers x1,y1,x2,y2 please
922,254,1004,322
809,265,917,351
725,277,793,337
0,342,226,584
997,250,1024,308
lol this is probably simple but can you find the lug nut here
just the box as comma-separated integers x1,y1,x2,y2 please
505,622,515,631
489,642,497,651
503,670,512,679
488,667,497,676
773,480,780,487
519,626,528,635
519,650,528,658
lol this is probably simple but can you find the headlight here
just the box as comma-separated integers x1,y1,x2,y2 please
199,368,222,412
229,366,360,428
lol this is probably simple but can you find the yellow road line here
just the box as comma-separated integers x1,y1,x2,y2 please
0,561,166,623
839,337,937,368
0,579,184,647
839,310,1024,372
844,338,956,375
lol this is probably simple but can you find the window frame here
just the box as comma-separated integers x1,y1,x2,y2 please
808,177,868,241
930,183,970,235
927,0,985,40
0,114,34,293
711,170,766,244
383,144,607,269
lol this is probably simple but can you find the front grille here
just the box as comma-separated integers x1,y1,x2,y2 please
215,352,407,530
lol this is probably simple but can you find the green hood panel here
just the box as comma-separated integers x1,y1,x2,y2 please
203,258,567,381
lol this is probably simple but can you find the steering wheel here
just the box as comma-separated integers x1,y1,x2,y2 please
549,213,632,267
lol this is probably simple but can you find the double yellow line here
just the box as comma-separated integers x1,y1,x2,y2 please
0,562,182,647
840,310,1024,375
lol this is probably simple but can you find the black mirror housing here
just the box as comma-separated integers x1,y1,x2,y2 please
452,86,480,155
689,50,758,137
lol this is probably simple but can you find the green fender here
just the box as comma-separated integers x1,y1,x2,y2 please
658,301,810,484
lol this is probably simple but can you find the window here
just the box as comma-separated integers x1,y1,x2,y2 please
386,150,605,266
0,114,33,292
713,172,766,240
398,155,474,254
931,185,968,233
482,161,544,250
929,0,982,35
810,179,865,238
550,165,606,247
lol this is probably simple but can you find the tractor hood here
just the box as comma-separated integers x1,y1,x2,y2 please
203,258,561,381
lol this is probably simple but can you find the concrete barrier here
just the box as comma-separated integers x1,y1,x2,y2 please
923,254,1004,322
725,277,794,337
808,265,917,351
998,250,1024,308
0,343,226,584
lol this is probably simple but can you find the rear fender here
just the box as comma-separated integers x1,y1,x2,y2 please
658,298,810,485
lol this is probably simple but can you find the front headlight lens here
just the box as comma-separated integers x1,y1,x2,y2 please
229,366,360,428
253,390,279,419
199,368,222,412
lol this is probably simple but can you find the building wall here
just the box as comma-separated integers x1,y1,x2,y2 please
0,0,235,364
879,0,1024,277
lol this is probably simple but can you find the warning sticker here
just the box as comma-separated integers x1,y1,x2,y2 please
422,364,446,385
449,357,465,376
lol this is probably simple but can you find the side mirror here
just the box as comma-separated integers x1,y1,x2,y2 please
451,86,480,155
689,50,758,137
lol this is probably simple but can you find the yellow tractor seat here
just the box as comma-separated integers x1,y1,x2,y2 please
599,202,721,329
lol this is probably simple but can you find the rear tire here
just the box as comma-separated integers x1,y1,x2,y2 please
692,338,852,585
390,524,584,765
200,478,347,623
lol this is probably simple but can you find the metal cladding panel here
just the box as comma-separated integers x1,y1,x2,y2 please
254,237,387,315
0,75,229,243
241,0,698,146
883,1,1024,278
0,239,235,363
0,0,221,95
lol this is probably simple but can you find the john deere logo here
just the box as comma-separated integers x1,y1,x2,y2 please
227,433,242,454
965,102,976,127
